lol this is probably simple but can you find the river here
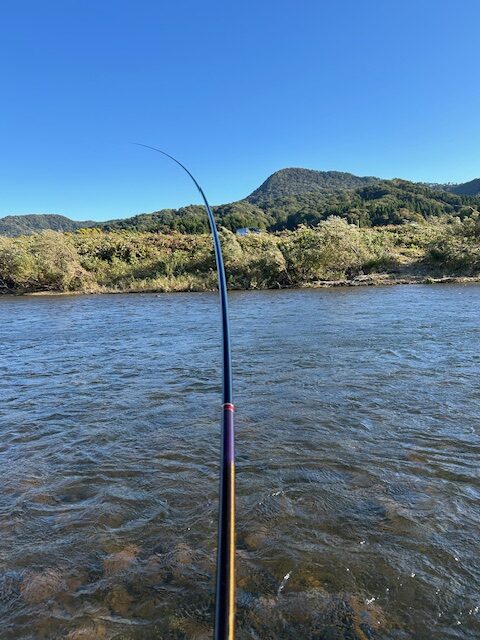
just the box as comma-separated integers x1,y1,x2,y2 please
0,285,479,639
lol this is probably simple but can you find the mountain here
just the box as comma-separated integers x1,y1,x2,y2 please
2,169,480,237
98,175,480,234
246,168,380,203
0,214,95,237
447,178,480,196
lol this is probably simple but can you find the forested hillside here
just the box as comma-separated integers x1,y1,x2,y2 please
246,168,379,200
447,178,480,196
0,214,95,236
2,168,480,237
99,173,480,234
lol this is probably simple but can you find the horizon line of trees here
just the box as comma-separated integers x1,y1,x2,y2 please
99,180,480,235
2,177,480,239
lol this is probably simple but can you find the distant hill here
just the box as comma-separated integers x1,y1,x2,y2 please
98,175,480,234
2,169,480,237
0,214,95,237
247,168,380,203
447,178,480,196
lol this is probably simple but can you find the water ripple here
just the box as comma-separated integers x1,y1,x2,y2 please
0,286,479,639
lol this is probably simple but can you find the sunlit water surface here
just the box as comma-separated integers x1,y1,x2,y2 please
0,286,479,639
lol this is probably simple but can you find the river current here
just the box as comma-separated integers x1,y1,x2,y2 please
0,285,479,639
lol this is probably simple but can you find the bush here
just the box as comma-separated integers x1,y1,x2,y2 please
279,218,385,282
0,231,92,292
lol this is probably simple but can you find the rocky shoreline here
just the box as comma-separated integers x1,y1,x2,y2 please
0,273,476,297
301,273,480,288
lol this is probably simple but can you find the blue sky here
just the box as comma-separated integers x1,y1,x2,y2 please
1,0,479,221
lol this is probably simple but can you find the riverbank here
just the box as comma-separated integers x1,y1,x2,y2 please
2,273,479,297
1,219,479,296
303,273,480,288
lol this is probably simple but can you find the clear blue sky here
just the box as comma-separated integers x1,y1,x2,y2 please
1,0,479,221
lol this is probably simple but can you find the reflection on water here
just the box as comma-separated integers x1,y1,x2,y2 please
0,285,479,639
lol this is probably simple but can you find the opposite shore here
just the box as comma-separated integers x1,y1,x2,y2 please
1,218,479,296
2,274,479,298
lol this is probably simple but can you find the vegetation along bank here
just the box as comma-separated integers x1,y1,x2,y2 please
1,168,479,294
1,216,479,295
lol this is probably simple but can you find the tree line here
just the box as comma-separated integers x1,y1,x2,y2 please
99,180,480,235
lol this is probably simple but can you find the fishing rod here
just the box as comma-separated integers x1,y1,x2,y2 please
133,143,235,640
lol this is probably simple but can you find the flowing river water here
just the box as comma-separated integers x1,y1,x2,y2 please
0,285,479,639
